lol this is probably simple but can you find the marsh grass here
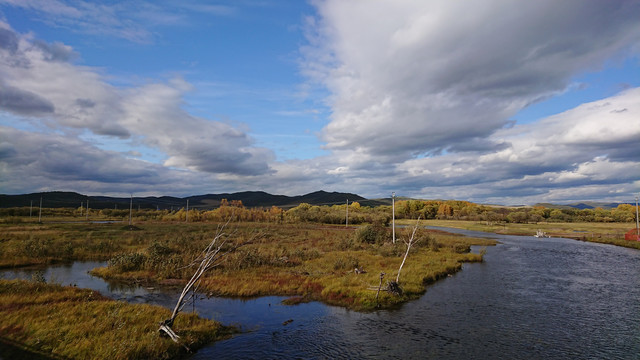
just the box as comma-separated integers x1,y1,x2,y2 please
86,222,495,311
421,219,640,250
0,220,495,310
0,222,232,268
0,280,234,360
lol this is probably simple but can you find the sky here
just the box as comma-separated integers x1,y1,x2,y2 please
0,0,639,205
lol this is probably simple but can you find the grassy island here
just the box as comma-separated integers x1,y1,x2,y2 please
0,221,495,311
91,222,496,310
0,280,234,360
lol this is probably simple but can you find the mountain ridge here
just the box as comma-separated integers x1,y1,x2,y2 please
0,191,631,210
0,190,383,209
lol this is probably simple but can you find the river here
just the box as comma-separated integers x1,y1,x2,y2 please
2,228,639,359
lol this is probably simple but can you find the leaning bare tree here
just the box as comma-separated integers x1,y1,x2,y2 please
369,217,422,298
396,216,421,284
387,216,421,295
159,221,250,345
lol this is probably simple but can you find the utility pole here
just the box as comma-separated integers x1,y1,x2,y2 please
86,199,89,220
38,197,42,223
80,201,83,217
129,194,133,226
392,192,396,244
30,200,33,221
186,199,189,223
636,196,640,240
345,199,349,227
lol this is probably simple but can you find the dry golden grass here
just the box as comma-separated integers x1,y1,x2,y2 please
420,219,640,250
0,280,234,360
0,220,495,310
88,222,495,311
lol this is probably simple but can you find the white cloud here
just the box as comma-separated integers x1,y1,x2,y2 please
0,22,273,177
385,88,640,202
305,0,640,162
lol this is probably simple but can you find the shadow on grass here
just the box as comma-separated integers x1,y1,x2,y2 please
0,337,65,360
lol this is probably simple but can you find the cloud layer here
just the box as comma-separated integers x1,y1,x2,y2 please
300,0,640,203
308,0,640,161
1,1,639,205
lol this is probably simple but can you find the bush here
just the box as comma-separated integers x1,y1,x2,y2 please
356,224,388,244
147,241,173,259
333,255,359,271
108,252,147,272
22,237,51,258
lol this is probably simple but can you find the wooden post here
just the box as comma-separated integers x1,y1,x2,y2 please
38,197,42,223
392,192,396,244
635,196,639,239
375,272,385,305
345,199,349,227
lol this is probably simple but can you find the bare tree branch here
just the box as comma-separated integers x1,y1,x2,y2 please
159,221,253,344
396,216,421,284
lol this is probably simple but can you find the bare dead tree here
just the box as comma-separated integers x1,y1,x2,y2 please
159,221,251,346
369,218,422,298
395,216,421,284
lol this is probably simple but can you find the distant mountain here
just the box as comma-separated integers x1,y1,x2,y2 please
534,201,633,210
0,190,381,210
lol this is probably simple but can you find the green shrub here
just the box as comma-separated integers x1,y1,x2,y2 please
108,252,147,272
22,237,51,258
146,240,173,261
356,224,388,244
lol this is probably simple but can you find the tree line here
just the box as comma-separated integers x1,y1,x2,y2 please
0,198,636,224
392,199,637,223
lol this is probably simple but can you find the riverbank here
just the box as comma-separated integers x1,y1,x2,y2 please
416,219,640,250
0,279,235,360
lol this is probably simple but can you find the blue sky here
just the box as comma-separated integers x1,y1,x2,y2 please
0,0,639,204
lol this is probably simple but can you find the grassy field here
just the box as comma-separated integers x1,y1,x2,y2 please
0,221,495,311
417,219,640,250
0,279,234,360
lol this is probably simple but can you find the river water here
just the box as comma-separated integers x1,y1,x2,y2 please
2,228,639,359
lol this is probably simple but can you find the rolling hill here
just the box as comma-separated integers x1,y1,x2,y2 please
0,190,385,210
